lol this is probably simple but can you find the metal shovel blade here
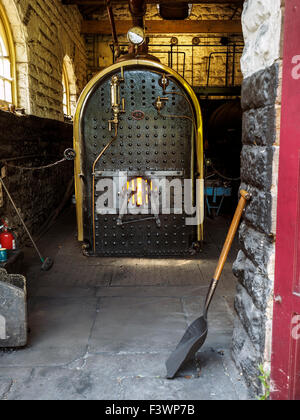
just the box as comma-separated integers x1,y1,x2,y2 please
165,190,251,380
166,316,208,379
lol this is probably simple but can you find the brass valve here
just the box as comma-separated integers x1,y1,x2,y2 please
154,96,169,112
159,73,169,92
108,72,125,131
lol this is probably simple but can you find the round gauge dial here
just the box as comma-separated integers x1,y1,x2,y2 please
127,26,145,46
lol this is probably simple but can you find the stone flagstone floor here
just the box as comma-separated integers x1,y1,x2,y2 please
0,207,249,400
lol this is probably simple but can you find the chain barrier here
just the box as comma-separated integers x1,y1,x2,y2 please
2,149,76,171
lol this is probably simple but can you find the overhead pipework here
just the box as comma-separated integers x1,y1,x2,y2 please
106,0,120,59
128,0,147,28
114,0,160,62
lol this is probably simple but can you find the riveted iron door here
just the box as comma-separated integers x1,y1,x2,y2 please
80,65,198,257
271,0,300,400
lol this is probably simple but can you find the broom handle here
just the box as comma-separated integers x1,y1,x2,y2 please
0,177,44,262
204,189,250,314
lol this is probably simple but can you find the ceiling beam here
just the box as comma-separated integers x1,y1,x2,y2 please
81,19,242,34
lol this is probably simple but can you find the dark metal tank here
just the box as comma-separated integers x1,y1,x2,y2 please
74,59,204,257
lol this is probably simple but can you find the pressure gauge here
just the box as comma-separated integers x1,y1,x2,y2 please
127,26,145,46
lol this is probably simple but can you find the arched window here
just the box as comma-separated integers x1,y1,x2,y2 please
62,63,71,116
0,3,16,107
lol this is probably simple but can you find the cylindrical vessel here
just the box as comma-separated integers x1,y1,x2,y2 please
0,231,15,250
0,248,8,263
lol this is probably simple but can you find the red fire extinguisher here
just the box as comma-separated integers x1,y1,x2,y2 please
0,219,16,250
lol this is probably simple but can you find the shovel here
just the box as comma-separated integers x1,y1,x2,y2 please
166,189,251,379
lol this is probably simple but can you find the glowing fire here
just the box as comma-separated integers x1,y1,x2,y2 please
127,178,152,207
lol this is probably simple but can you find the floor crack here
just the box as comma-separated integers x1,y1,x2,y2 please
1,379,13,400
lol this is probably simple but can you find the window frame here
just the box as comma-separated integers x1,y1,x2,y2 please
0,2,17,106
62,63,71,116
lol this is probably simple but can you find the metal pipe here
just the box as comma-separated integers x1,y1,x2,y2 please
106,0,120,58
128,0,146,27
206,50,243,86
92,126,118,253
232,43,236,86
128,0,148,54
192,44,194,86
110,42,244,49
225,45,229,87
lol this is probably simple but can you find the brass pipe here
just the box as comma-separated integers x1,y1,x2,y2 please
191,127,195,207
92,126,118,253
157,87,203,241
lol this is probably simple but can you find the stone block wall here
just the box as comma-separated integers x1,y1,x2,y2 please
0,1,88,243
232,64,279,395
0,110,73,243
2,0,87,120
232,0,284,397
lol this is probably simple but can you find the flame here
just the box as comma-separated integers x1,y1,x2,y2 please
132,179,135,204
126,178,150,206
136,177,143,206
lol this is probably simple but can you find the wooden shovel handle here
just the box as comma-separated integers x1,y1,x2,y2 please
213,190,251,281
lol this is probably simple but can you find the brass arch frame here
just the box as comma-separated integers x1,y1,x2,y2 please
73,59,204,244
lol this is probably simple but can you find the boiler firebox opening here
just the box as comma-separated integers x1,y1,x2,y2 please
74,61,204,257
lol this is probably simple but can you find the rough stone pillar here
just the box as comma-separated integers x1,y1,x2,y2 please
232,0,284,397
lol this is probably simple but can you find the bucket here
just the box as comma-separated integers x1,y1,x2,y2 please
0,268,27,347
0,248,7,263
